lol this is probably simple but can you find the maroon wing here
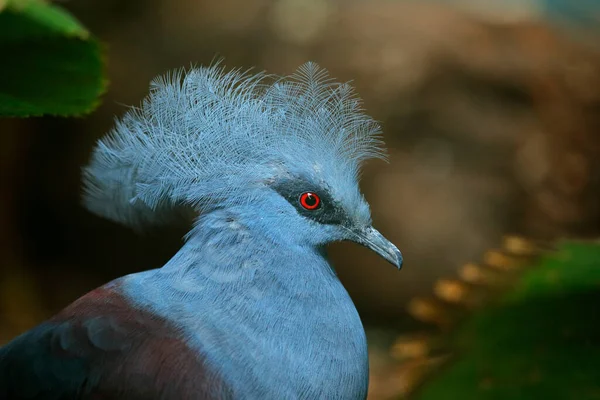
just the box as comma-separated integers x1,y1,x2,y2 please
0,282,231,400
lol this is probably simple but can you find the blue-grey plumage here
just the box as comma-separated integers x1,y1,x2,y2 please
0,62,402,399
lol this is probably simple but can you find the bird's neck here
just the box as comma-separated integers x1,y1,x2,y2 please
121,209,368,398
160,208,336,285
152,208,351,315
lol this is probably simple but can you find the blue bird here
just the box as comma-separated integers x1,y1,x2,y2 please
0,62,402,399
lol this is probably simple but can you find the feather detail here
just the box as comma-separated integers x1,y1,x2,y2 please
82,61,384,228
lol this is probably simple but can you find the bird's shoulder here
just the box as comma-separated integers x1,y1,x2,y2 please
0,281,229,399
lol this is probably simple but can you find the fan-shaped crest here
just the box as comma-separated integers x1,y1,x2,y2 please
83,62,385,227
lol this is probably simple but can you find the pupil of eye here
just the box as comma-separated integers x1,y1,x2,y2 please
305,195,316,206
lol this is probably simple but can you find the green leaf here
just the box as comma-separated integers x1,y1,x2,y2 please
414,241,600,400
0,0,106,117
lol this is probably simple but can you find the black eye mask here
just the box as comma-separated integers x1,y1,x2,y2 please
272,179,350,226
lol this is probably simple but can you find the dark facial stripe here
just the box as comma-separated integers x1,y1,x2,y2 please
273,178,350,226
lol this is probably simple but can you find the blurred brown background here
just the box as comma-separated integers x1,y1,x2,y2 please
1,1,600,390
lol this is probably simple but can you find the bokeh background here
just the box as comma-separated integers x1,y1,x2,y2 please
1,0,600,398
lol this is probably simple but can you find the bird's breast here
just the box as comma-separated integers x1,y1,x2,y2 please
122,243,369,399
191,292,369,399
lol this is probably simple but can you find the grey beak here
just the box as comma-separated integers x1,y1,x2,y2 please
350,226,403,269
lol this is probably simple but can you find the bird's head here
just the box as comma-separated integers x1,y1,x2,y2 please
83,62,402,268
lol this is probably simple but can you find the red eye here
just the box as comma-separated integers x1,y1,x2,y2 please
299,192,321,210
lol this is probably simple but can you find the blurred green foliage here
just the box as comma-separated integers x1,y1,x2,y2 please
415,241,600,400
0,0,105,117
